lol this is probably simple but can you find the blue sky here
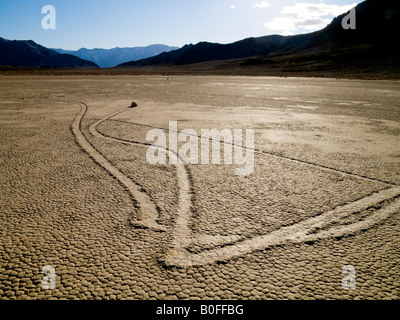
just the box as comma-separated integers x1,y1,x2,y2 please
0,0,361,50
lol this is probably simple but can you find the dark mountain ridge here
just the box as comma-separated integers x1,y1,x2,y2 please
118,35,290,67
0,38,99,68
118,0,399,69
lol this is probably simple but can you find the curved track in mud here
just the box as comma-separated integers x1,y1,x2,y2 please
73,101,400,268
71,102,166,232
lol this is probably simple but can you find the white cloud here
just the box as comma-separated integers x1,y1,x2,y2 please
265,17,297,32
265,17,331,32
282,30,294,36
296,18,332,29
281,3,357,19
230,5,236,9
253,1,270,8
264,2,358,35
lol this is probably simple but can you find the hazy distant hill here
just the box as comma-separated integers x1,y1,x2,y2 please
118,0,399,72
53,45,179,68
0,37,99,68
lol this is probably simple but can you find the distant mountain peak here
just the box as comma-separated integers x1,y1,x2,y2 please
52,44,179,68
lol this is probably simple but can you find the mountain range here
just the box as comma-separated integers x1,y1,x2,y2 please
118,0,399,75
0,37,99,68
52,45,179,68
1,0,398,76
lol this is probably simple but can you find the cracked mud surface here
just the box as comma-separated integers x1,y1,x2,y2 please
1,75,399,299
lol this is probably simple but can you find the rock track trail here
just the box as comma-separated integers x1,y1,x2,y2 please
72,101,400,268
71,101,166,232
